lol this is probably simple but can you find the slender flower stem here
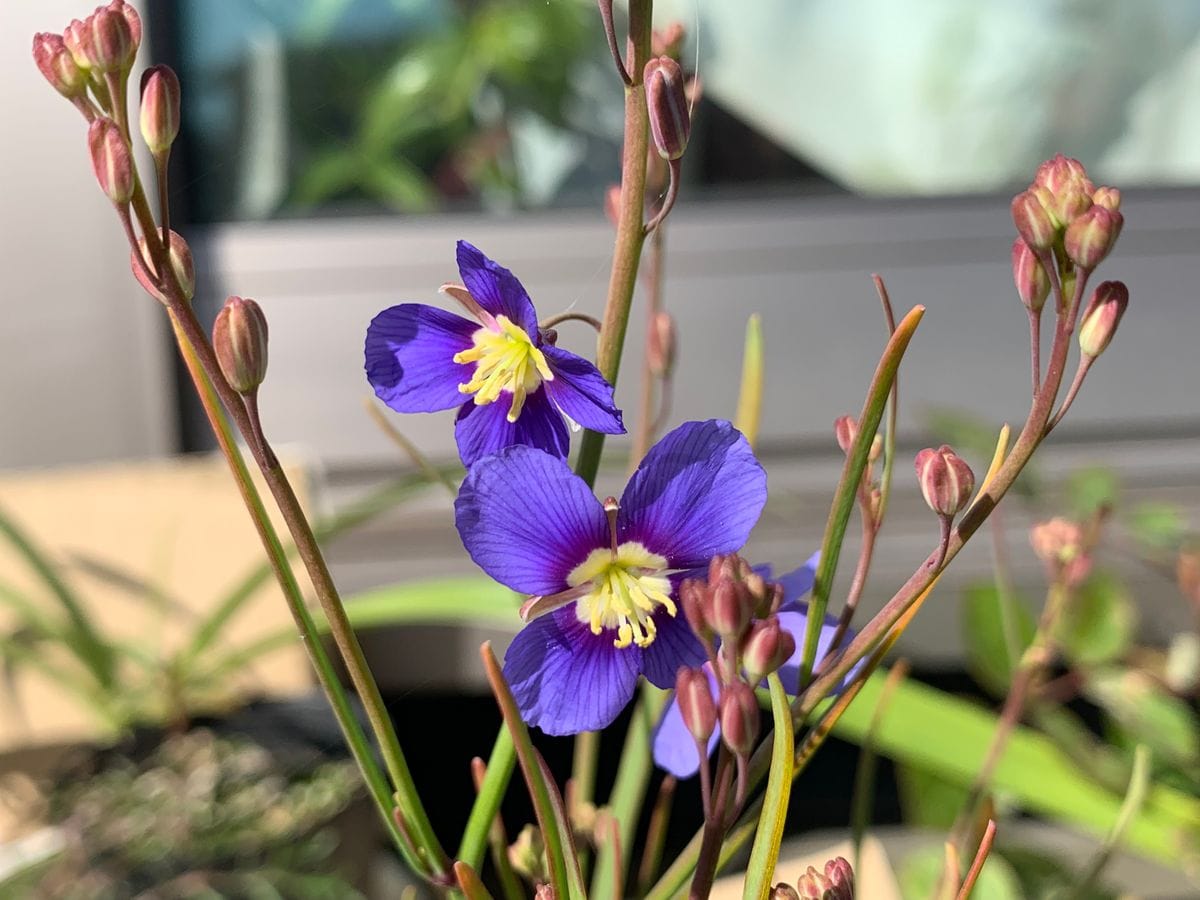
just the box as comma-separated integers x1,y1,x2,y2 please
470,755,524,900
690,750,734,900
956,820,998,900
643,158,681,236
121,168,450,878
636,775,677,894
1045,356,1093,435
1029,309,1043,397
819,512,877,666
167,314,411,862
575,0,654,488
570,728,600,877
539,311,603,332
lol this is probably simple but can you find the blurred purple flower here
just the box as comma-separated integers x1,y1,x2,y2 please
652,555,867,779
454,419,767,734
366,240,624,466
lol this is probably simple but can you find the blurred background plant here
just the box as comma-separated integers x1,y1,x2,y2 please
3,729,365,898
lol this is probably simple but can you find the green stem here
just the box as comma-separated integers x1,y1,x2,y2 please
168,314,411,863
458,727,517,871
574,0,654,488
126,175,449,878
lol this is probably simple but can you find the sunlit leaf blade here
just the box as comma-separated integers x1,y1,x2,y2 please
743,673,793,900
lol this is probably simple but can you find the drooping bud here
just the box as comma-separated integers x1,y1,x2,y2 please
742,617,795,684
87,117,133,204
718,682,758,756
1064,205,1123,270
88,7,135,73
139,65,181,156
1011,189,1056,250
213,296,269,395
131,230,195,302
1078,280,1128,359
832,415,882,461
644,57,690,161
914,445,975,519
823,857,855,900
63,19,95,70
1011,238,1050,313
1092,186,1121,211
33,33,87,99
1030,517,1090,586
675,667,717,743
647,311,676,377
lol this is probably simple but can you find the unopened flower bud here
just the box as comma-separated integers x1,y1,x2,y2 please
679,579,712,642
213,296,269,395
1034,155,1093,196
710,578,751,641
1011,189,1056,250
1092,186,1121,211
823,857,854,899
675,667,717,743
771,885,800,900
644,57,690,161
1030,517,1091,586
534,885,556,900
508,825,545,882
33,33,87,99
647,311,676,378
89,8,135,73
108,0,143,48
131,230,194,302
795,866,833,899
139,65,181,156
64,19,94,70
915,445,974,519
718,682,758,756
833,415,857,453
652,22,686,59
1078,281,1128,359
87,117,133,204
1011,238,1049,313
742,617,795,684
1065,205,1123,270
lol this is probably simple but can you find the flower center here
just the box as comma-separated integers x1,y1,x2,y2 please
567,542,676,649
453,315,553,422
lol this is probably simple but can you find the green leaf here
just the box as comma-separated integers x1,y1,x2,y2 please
831,670,1199,867
1126,503,1187,551
1054,572,1136,666
1066,467,1119,518
734,314,764,449
898,844,1022,900
961,582,1036,695
1085,669,1200,769
896,764,970,829
326,576,520,634
744,673,794,900
362,158,438,213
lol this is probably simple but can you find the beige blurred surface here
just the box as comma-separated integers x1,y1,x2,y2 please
0,455,315,751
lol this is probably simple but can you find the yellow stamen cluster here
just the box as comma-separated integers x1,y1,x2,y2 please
568,542,676,649
453,315,553,422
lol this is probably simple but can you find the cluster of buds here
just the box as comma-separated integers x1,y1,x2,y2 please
33,2,140,105
834,415,884,523
1011,155,1123,272
1030,517,1093,588
677,556,792,770
771,857,855,900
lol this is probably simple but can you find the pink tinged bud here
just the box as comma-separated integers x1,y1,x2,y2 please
603,184,621,226
1011,238,1050,313
1178,545,1200,608
1092,186,1121,211
771,885,800,900
652,22,686,59
87,117,134,204
1034,154,1094,196
64,19,95,70
139,66,181,155
1078,280,1128,358
915,445,975,519
795,866,834,899
679,579,712,641
741,617,795,684
718,682,758,756
33,33,87,99
833,415,857,453
710,579,751,641
644,57,690,161
823,857,855,900
213,296,269,395
647,311,676,378
89,8,135,73
1011,190,1056,250
1064,205,1123,270
131,230,195,302
675,667,717,743
109,0,143,49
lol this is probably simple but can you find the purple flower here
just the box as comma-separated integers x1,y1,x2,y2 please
652,555,867,779
454,419,767,735
365,241,624,466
